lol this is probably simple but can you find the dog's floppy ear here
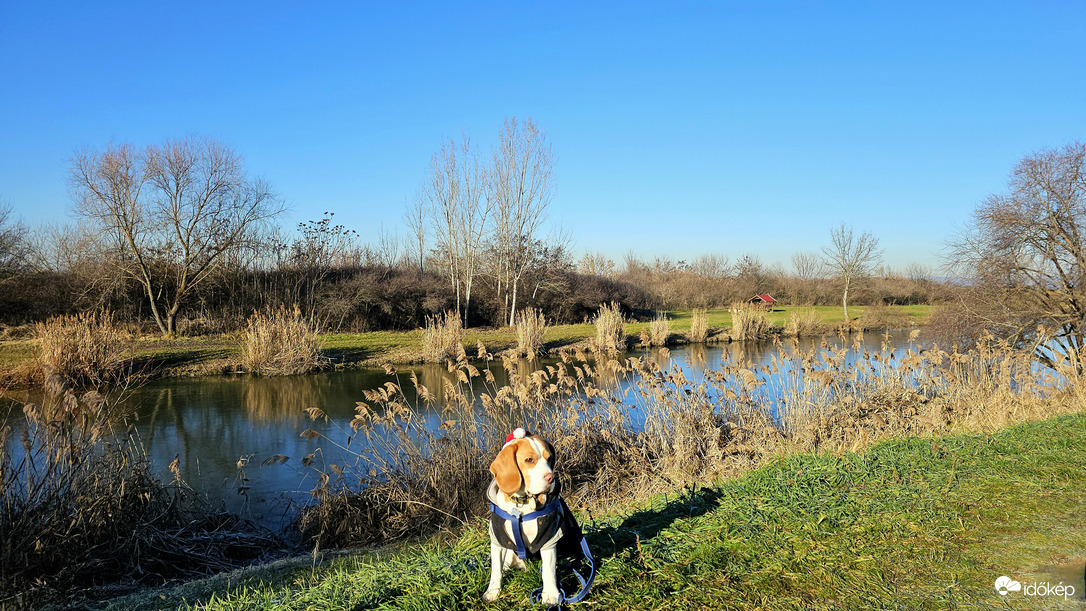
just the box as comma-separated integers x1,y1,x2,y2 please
490,442,522,494
532,435,556,466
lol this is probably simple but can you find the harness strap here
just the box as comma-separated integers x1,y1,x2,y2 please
489,498,562,560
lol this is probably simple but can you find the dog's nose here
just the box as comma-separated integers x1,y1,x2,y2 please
543,472,554,483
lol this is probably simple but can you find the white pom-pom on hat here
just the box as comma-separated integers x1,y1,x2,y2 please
504,427,529,445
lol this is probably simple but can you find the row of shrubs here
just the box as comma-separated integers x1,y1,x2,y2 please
32,302,881,385
0,259,951,336
0,265,655,333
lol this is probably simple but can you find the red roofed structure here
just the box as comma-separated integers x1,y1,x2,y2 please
748,294,777,311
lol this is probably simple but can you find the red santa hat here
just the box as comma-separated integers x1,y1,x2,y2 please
504,427,529,445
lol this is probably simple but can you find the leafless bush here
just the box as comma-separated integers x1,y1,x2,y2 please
421,310,464,363
728,302,771,341
244,305,324,375
594,302,626,355
34,311,131,386
688,308,709,343
515,307,547,358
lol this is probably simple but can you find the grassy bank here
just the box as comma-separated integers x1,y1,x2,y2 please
0,305,931,383
105,412,1086,610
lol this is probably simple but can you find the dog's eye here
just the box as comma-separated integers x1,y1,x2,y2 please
524,457,535,464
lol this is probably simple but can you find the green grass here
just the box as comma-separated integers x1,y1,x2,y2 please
105,412,1086,610
0,306,932,383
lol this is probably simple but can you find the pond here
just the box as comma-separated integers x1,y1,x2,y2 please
2,332,917,530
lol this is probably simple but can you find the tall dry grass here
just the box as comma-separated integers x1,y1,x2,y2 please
729,302,771,341
0,377,277,608
244,304,324,375
35,311,131,386
641,312,670,347
688,308,709,343
297,330,1086,550
421,310,464,363
860,302,914,330
783,307,825,337
515,307,547,358
594,302,626,355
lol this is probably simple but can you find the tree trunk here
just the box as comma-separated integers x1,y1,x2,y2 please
842,284,850,321
141,279,169,336
508,276,519,327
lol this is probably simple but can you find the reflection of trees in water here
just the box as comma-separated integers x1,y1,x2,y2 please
241,375,331,425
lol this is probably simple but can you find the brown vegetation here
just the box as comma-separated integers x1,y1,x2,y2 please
514,307,547,358
593,302,626,355
0,378,277,608
688,308,709,343
243,305,324,375
783,306,826,337
34,311,132,386
728,302,771,341
641,312,670,347
421,310,464,363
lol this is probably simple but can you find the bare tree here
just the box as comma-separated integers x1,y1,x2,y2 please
0,202,31,276
821,224,881,320
950,142,1086,370
790,251,823,281
578,251,616,278
422,135,490,326
691,253,729,278
70,137,282,336
490,117,554,326
403,194,428,276
374,224,402,269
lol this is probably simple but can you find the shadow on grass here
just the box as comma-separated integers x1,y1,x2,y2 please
584,485,724,562
322,345,382,365
541,337,591,353
127,348,237,375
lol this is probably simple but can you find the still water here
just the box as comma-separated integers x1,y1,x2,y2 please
3,333,915,530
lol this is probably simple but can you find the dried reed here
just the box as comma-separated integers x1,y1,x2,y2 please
860,302,913,330
594,302,626,355
421,310,464,363
688,308,709,343
515,307,547,358
34,310,131,386
783,306,825,337
244,304,324,375
729,302,771,341
0,379,277,608
297,332,1086,550
641,312,670,347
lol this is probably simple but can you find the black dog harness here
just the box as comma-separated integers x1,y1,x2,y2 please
489,495,596,604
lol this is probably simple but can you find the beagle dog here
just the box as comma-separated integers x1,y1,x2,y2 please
484,428,584,605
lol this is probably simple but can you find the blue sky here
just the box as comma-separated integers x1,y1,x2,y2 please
2,1,1084,270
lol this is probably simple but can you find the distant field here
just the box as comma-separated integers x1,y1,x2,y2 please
0,305,932,383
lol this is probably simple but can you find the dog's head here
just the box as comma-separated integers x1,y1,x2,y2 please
490,432,556,496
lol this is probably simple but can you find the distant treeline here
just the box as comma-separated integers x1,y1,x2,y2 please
0,252,952,334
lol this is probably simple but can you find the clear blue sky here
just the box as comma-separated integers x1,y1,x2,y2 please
2,1,1084,270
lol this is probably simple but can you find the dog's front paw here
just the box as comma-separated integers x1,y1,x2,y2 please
483,588,501,603
540,588,561,605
